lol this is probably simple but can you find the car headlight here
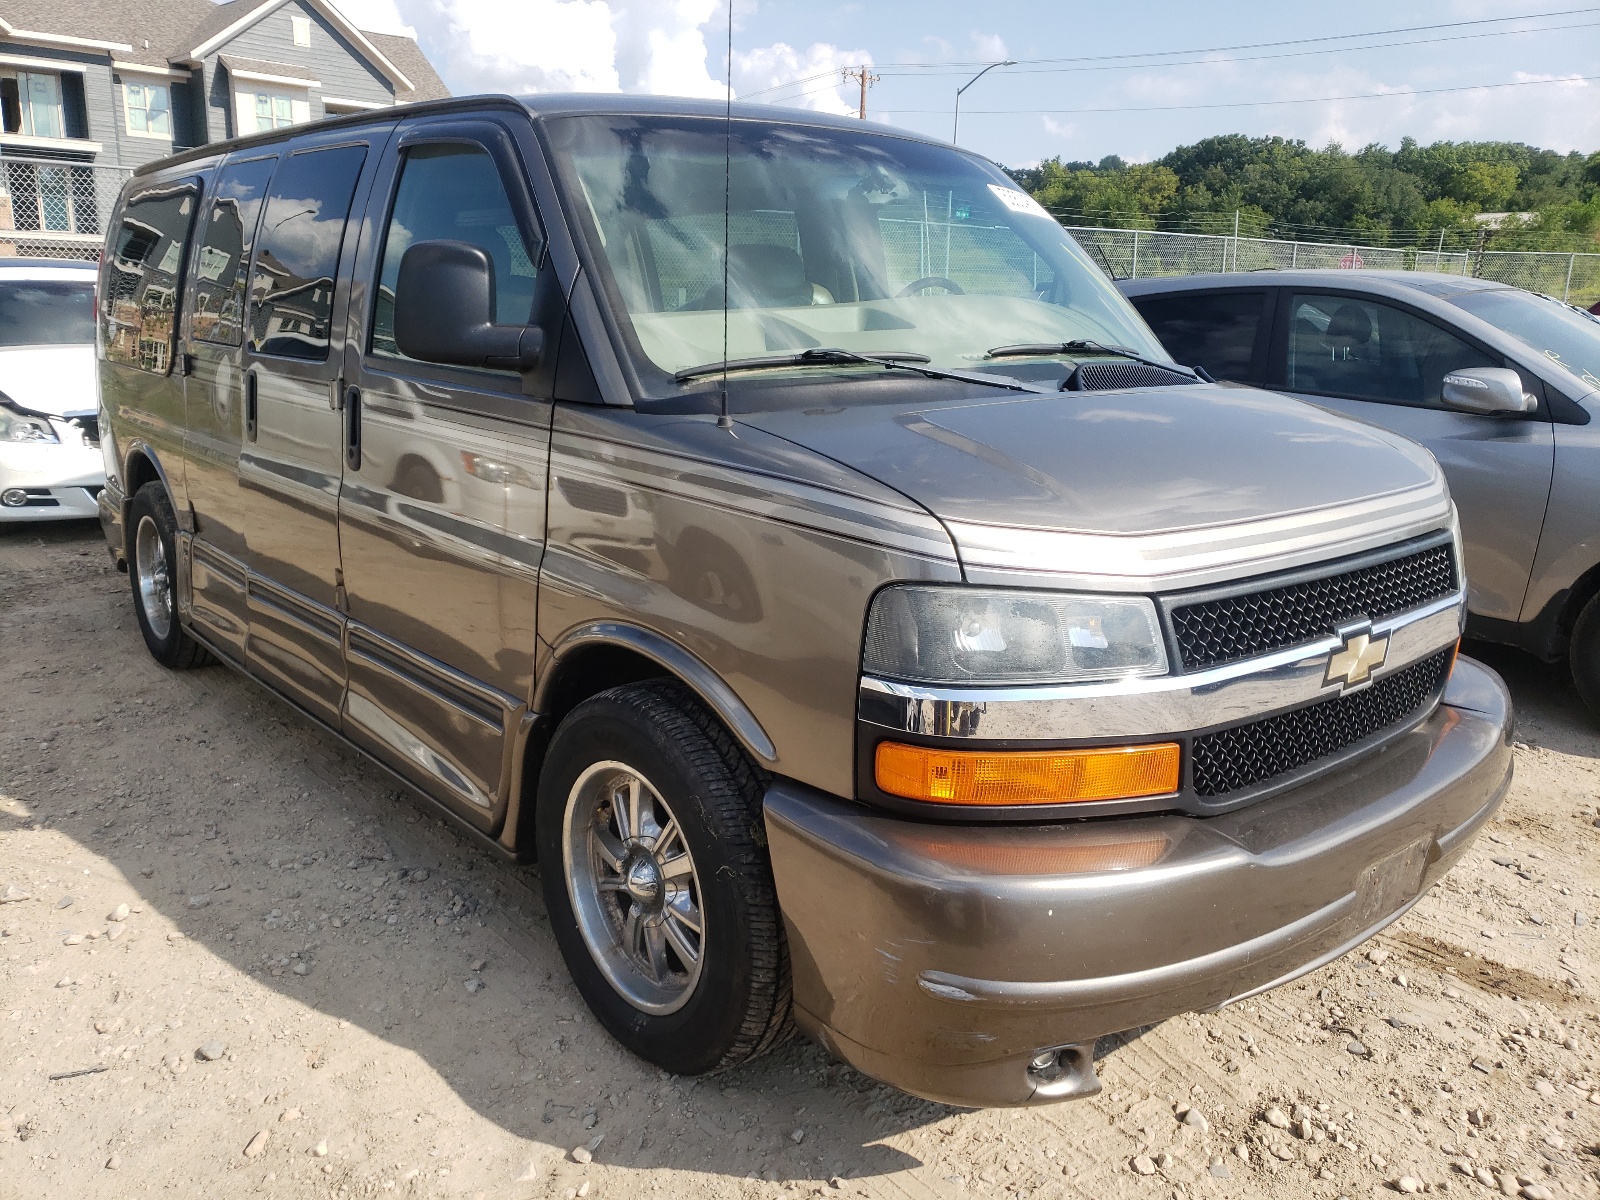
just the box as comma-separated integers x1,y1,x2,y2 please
863,585,1168,685
0,398,58,443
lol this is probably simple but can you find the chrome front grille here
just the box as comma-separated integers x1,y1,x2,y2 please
1169,541,1457,671
1191,649,1453,797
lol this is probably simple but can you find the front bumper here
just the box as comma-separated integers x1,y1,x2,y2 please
0,438,104,523
765,655,1512,1107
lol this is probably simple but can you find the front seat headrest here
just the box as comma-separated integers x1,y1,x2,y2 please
1325,303,1374,348
725,244,812,308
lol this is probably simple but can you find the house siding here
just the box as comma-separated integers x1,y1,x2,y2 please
222,0,396,122
202,59,233,143
0,42,116,155
107,73,187,170
0,2,431,176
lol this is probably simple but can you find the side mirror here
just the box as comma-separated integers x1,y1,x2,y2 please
394,240,543,372
1440,367,1535,416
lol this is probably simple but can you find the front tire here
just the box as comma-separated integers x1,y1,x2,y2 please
536,681,790,1075
1570,593,1600,721
128,483,212,670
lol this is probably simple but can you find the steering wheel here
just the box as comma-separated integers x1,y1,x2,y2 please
897,276,965,297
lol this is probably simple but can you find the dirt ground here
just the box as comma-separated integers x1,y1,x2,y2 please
2,518,1598,1200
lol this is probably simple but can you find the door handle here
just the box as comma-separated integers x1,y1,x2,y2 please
244,370,258,442
344,386,361,471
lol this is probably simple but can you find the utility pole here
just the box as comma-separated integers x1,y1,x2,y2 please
841,65,879,120
952,60,1016,144
1231,208,1240,272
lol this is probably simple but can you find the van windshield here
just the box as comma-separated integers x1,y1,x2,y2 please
546,115,1168,391
0,279,94,347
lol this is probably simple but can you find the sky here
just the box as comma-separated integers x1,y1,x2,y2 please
333,0,1600,166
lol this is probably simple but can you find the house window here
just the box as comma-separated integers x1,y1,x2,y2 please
0,71,65,139
124,81,172,138
236,89,308,134
292,15,312,46
254,92,295,130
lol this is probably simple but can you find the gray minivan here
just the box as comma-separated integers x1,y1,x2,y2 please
96,95,1510,1107
1122,270,1600,715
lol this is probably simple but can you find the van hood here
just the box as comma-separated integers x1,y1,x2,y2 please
0,344,97,416
738,384,1449,589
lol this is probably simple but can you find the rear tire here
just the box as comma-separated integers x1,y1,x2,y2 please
1570,593,1600,722
128,483,212,670
536,681,790,1075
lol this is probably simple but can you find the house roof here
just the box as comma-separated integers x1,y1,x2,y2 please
0,0,450,96
363,31,449,102
0,0,212,65
218,53,319,82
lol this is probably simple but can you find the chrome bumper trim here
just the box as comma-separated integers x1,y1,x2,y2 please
858,592,1464,740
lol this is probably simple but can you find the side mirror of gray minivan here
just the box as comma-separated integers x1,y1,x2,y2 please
1440,367,1536,416
394,240,543,373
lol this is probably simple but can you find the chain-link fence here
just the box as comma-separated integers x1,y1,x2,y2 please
1476,250,1600,307
1062,223,1600,307
0,156,129,261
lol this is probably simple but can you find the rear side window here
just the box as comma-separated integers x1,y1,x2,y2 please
0,280,94,346
371,143,540,363
103,182,199,373
249,144,367,360
191,156,276,346
1131,290,1267,381
1287,293,1497,408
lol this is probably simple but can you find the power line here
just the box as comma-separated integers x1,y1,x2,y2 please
747,19,1598,105
737,6,1598,99
875,21,1600,82
878,73,1599,116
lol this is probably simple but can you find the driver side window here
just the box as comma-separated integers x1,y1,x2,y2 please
371,143,541,366
1286,293,1496,408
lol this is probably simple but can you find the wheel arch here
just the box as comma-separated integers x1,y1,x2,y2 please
503,623,778,859
120,443,179,557
1554,559,1600,657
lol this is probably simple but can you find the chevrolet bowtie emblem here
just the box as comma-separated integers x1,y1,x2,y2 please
1325,622,1389,691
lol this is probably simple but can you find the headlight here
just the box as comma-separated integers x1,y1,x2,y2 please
863,586,1168,685
0,399,58,443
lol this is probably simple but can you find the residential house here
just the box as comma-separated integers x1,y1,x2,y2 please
0,0,449,257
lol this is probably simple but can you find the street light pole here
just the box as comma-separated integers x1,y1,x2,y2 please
952,60,1016,145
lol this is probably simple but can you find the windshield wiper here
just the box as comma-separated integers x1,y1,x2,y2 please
674,347,1052,393
986,339,1210,382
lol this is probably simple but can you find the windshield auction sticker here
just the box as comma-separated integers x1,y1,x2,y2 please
988,184,1055,221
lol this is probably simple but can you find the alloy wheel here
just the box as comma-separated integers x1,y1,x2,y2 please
134,514,173,641
562,761,705,1015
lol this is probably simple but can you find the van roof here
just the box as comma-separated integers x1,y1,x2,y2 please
136,93,944,178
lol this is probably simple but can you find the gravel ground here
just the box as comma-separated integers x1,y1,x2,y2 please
2,518,1598,1200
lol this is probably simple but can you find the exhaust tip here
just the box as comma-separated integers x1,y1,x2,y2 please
1026,1041,1101,1101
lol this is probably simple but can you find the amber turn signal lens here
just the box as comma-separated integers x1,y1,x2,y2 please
875,741,1181,807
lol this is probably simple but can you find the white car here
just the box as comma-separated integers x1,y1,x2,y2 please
0,259,102,521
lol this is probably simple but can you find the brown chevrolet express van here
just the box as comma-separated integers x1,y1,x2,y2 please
96,94,1512,1107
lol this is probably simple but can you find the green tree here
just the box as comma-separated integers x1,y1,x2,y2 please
1009,135,1599,252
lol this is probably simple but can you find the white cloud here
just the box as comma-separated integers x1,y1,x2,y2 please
396,0,622,93
612,0,726,97
1301,72,1599,153
365,0,873,118
324,0,415,36
970,32,1008,63
734,42,873,115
